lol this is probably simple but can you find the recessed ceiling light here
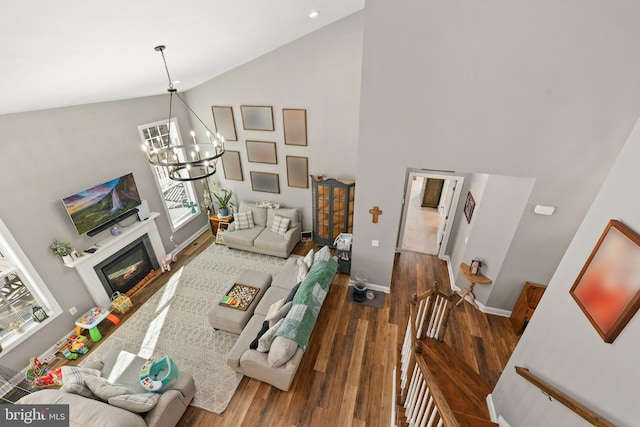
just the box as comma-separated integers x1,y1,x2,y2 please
309,10,319,18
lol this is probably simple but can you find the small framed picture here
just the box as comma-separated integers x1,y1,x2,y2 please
240,105,274,131
301,231,313,242
250,171,280,194
464,191,475,223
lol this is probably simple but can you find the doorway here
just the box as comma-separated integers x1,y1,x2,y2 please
397,171,464,258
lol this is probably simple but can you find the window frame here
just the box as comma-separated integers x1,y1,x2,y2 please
137,118,201,232
0,218,62,354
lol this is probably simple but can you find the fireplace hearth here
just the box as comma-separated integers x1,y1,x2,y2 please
94,235,160,297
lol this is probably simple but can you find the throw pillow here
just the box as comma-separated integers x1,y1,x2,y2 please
61,366,102,397
233,211,254,230
250,320,271,350
108,393,160,413
313,245,331,263
257,318,284,352
266,299,285,318
303,249,314,269
85,375,134,401
268,336,299,368
284,283,301,304
296,258,309,283
265,301,292,328
271,214,291,236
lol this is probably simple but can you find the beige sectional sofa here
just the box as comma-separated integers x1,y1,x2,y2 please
17,349,195,427
226,248,337,391
223,201,301,258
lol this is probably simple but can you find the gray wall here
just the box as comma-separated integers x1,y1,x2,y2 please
0,96,205,369
353,0,640,310
493,116,640,427
0,11,364,369
185,12,364,231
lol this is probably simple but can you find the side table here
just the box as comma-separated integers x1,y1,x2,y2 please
75,307,120,342
457,262,492,309
209,214,234,240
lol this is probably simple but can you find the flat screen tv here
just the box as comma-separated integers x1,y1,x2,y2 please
62,173,142,236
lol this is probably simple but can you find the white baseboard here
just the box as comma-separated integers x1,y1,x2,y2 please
348,279,390,294
170,225,209,258
442,255,512,318
486,393,498,422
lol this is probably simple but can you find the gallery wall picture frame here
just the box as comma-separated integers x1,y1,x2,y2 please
464,191,475,223
250,171,280,194
569,220,640,343
283,108,307,146
211,105,238,141
221,150,243,181
286,155,309,189
246,140,277,164
240,105,274,131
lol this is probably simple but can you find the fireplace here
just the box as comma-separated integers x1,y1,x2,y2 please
94,235,160,296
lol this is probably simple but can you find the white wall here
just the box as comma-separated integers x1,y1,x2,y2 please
353,0,640,310
493,116,640,427
185,12,364,231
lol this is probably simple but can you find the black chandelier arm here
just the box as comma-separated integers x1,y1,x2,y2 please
174,92,218,137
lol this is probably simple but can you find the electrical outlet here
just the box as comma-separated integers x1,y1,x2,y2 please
69,306,77,316
372,240,379,247
170,235,175,243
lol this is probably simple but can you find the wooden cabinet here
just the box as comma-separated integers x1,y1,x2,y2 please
311,176,355,247
510,282,546,334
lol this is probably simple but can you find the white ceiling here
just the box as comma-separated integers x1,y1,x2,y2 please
0,0,364,115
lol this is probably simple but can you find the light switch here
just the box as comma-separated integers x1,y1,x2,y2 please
372,240,379,247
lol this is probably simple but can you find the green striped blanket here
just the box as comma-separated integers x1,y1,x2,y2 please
274,255,337,350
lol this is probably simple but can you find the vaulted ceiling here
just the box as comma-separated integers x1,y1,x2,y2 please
1,0,364,115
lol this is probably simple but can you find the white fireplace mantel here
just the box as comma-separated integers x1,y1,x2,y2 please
65,213,166,307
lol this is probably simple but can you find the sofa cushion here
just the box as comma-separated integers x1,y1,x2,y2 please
108,393,160,413
257,318,284,352
270,214,291,235
85,375,134,401
16,389,146,427
61,366,102,397
234,211,254,230
254,230,291,252
223,226,265,247
268,336,299,368
271,256,303,290
239,201,268,226
228,315,266,370
267,208,298,229
284,283,301,304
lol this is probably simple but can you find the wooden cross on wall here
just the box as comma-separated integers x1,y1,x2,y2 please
369,205,382,223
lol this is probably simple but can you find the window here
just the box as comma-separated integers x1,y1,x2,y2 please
138,119,201,231
0,219,61,352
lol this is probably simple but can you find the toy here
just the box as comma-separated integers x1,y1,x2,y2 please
25,358,62,387
159,254,178,273
56,334,90,359
139,356,179,392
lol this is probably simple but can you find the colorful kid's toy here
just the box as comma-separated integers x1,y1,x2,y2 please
26,357,62,387
139,356,179,392
56,335,90,359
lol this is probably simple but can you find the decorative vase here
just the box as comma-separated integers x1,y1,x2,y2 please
218,207,229,217
62,255,73,265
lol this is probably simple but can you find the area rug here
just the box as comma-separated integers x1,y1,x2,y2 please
80,244,286,414
347,287,385,308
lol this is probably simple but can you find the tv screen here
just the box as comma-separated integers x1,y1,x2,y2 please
62,173,142,235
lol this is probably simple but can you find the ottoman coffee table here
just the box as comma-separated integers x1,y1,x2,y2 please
208,270,272,334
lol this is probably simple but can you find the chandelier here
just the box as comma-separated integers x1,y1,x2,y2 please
142,45,225,182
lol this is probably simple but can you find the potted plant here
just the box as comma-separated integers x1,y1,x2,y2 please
50,240,73,264
213,189,233,217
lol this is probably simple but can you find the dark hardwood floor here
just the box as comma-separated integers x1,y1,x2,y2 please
74,233,519,426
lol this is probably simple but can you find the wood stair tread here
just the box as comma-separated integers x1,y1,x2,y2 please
417,338,494,421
